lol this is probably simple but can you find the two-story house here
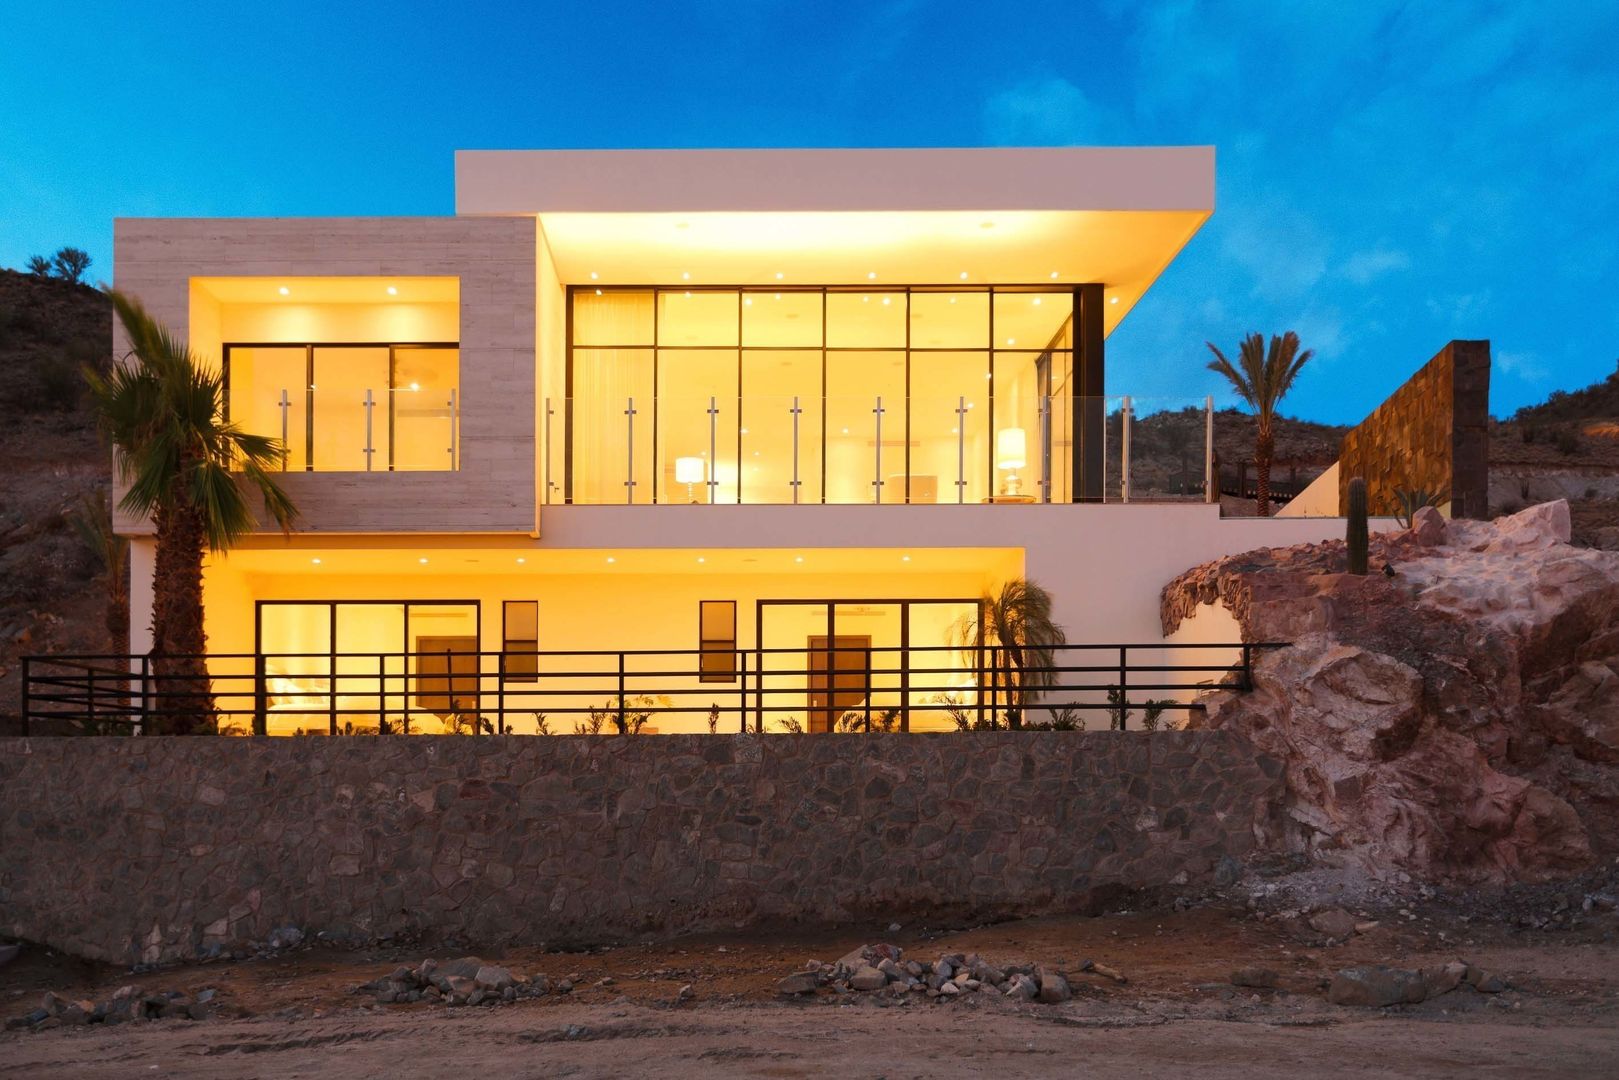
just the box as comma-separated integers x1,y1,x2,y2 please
107,148,1355,736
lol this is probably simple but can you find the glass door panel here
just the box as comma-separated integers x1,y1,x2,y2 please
228,347,308,471
757,602,829,734
407,604,480,730
258,603,332,736
826,351,905,503
391,347,459,471
335,604,404,735
741,350,821,504
909,351,989,504
832,603,901,731
311,347,390,471
572,348,653,503
907,601,980,731
657,349,738,504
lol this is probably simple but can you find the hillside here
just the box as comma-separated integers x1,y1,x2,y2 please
0,269,114,727
1488,361,1619,545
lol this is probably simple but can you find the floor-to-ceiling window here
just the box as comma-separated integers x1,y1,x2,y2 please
565,286,1073,505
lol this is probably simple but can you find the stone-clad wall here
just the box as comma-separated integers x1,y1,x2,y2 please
0,733,1280,965
1337,340,1491,518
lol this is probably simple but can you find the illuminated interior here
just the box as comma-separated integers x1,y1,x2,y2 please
203,543,1021,735
190,277,461,472
568,286,1074,504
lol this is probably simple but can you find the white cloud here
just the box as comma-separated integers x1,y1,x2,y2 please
982,76,1114,145
1342,247,1412,285
1495,350,1549,383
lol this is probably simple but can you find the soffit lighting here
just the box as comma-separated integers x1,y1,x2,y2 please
1110,296,1120,305
775,272,784,280
901,555,911,562
606,556,616,564
867,271,877,280
794,555,804,563
516,557,526,564
681,271,691,280
418,557,428,564
594,288,602,296
1050,271,1060,279
278,286,289,296
589,271,598,280
696,556,706,564
959,271,969,280
386,286,397,296
311,557,321,565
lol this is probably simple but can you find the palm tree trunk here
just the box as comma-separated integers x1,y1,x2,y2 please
150,498,216,735
1255,427,1275,517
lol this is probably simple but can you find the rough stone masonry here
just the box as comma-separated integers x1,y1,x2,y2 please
0,731,1280,965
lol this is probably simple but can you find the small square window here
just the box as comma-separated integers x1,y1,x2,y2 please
699,600,737,683
503,600,538,682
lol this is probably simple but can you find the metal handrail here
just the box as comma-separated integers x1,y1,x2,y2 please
20,641,1287,736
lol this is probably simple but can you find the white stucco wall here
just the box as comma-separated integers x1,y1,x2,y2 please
1277,461,1340,518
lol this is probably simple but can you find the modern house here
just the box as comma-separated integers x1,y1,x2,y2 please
93,147,1372,736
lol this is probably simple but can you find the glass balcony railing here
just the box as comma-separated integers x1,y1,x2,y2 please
236,384,460,472
543,394,1218,506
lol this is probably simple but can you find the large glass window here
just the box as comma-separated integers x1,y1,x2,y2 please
225,342,459,473
568,286,1073,505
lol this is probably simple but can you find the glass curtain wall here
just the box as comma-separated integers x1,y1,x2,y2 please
567,287,1073,505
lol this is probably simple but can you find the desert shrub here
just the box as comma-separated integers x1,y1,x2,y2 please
1141,700,1170,733
1553,428,1582,456
25,254,52,278
51,246,92,284
17,353,83,412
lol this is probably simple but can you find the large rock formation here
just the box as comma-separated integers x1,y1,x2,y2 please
1162,501,1619,883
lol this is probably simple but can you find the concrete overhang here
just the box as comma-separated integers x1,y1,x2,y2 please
455,147,1214,332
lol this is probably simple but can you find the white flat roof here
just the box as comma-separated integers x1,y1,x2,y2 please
455,147,1214,215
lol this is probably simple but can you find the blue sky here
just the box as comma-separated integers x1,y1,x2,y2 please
2,1,1615,422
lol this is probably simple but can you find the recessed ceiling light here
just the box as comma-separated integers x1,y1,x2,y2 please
740,427,749,434
949,297,957,304
681,271,691,280
775,272,784,280
278,286,289,296
684,291,691,298
841,427,850,434
409,382,420,391
743,297,752,306
606,556,616,564
311,557,322,565
773,293,781,300
867,271,877,280
696,556,706,564
959,271,969,280
589,271,598,280
386,286,397,296
594,288,602,296
862,296,869,303
1110,296,1120,305
516,556,526,564
881,297,890,306
1006,338,1016,346
1033,298,1042,306
418,557,428,564
794,555,804,563
1049,271,1060,279
901,554,911,562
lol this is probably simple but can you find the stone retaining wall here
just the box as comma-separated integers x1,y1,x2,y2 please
0,733,1281,965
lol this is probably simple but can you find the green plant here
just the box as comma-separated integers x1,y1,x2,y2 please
583,694,670,735
1141,699,1169,733
1346,476,1369,574
952,579,1066,729
86,291,297,734
531,712,551,735
572,709,607,735
1027,705,1083,731
1392,486,1446,528
1106,688,1131,731
51,246,92,284
775,714,806,734
707,703,720,734
1205,331,1313,516
447,699,494,735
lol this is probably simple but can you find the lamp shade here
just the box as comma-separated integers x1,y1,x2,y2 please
995,427,1027,470
675,456,705,485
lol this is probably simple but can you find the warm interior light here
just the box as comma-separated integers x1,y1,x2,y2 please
594,288,602,296
996,427,1028,496
901,554,912,562
696,556,706,564
409,382,420,391
775,272,784,280
675,456,704,484
1050,271,1060,279
1032,298,1042,306
418,557,428,564
1110,296,1120,304
278,286,289,296
867,271,877,279
311,557,321,565
606,556,616,564
1006,337,1017,346
589,271,598,280
516,557,526,564
794,555,804,563
386,286,398,296
681,271,691,280
959,271,969,280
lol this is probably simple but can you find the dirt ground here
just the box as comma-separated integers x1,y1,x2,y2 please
4,893,1618,1079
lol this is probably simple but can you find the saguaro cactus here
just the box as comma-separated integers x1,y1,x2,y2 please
1346,476,1369,575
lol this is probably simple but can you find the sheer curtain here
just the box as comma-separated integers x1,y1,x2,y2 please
572,291,654,502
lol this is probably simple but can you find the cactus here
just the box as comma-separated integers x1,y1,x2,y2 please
1346,476,1369,575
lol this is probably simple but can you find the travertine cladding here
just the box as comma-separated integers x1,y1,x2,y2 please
111,216,538,534
0,733,1280,965
1337,340,1490,519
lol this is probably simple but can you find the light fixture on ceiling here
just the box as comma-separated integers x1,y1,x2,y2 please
589,271,598,280
418,557,428,564
1033,298,1042,306
409,382,420,391
696,556,706,564
386,286,397,296
1050,271,1060,279
606,556,616,564
775,271,784,280
881,297,890,306
311,557,322,565
867,271,877,280
594,288,602,296
794,555,804,563
901,554,911,562
1006,337,1016,346
1110,296,1120,305
516,556,526,564
278,286,289,296
743,297,752,306
681,271,691,280
959,271,969,280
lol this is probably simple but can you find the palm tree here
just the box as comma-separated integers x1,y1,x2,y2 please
953,579,1066,729
85,291,296,734
1205,331,1313,516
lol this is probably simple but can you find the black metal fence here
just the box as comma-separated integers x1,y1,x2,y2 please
20,641,1285,736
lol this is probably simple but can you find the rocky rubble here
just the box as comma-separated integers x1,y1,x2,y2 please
5,984,226,1032
358,956,557,1007
1164,500,1619,883
1326,961,1506,1007
772,943,1117,1004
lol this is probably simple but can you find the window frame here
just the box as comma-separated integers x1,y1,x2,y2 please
502,599,539,683
698,599,739,684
